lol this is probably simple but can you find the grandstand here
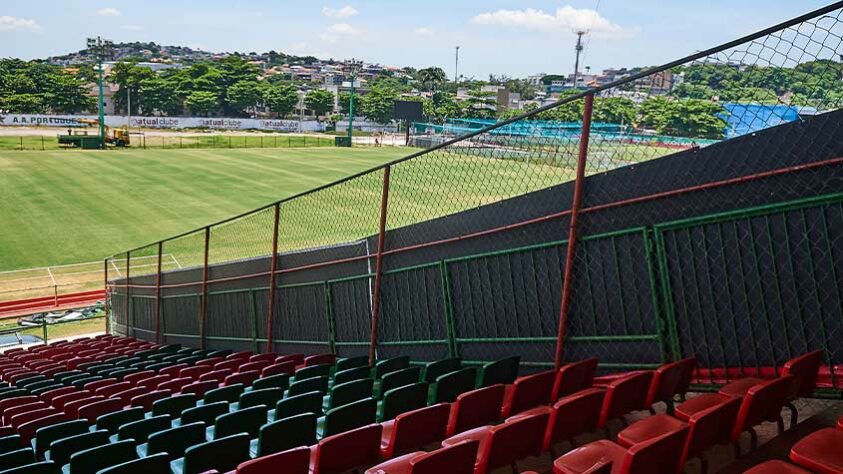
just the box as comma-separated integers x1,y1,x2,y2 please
0,3,841,474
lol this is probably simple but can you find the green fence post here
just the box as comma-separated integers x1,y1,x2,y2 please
41,136,45,151
324,282,336,354
249,289,259,354
20,136,24,151
439,260,459,357
653,229,682,361
42,318,48,344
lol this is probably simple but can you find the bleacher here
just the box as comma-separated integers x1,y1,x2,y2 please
0,338,837,473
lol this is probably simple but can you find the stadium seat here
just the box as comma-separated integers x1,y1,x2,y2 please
203,384,244,405
112,415,170,444
501,369,556,418
250,414,317,458
111,388,146,407
335,356,369,372
325,379,373,411
260,362,295,378
366,440,479,474
288,376,329,397
380,403,450,459
64,396,106,419
139,422,206,460
551,359,598,401
310,424,382,474
743,460,812,473
181,381,218,398
122,371,155,387
379,368,421,398
274,391,324,421
151,393,197,418
248,353,277,365
65,439,137,474
81,379,117,393
237,446,311,474
226,352,253,362
0,461,60,474
46,431,109,467
553,426,689,474
237,362,271,374
508,387,605,452
375,357,410,379
236,388,284,411
33,420,89,459
17,414,70,447
597,371,654,434
250,373,289,391
303,354,337,368
159,364,188,379
429,368,477,404
12,408,62,430
318,398,377,439
4,401,48,425
170,433,250,474
196,358,224,368
275,354,304,366
379,382,429,422
136,375,170,390
199,369,232,384
130,390,172,412
422,358,462,385
294,364,332,382
157,377,192,393
180,366,213,381
93,407,144,436
447,384,506,437
332,367,371,386
476,356,521,388
0,448,36,471
789,427,843,474
177,401,229,427
0,434,21,455
208,406,266,440
93,382,130,398
0,396,39,420
213,360,242,373
644,358,697,413
441,412,549,474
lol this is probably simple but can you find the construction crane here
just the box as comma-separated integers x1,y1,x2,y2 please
57,119,130,149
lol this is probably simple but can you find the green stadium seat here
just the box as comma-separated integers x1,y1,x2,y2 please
379,382,429,422
176,402,228,428
93,408,144,436
250,414,317,458
111,416,170,444
208,406,266,440
324,379,374,411
137,422,205,460
476,356,520,387
46,431,108,467
0,435,22,456
235,388,284,411
273,391,323,422
150,394,197,418
287,376,329,397
374,356,410,379
30,384,64,398
429,368,478,404
422,358,462,384
0,461,59,474
64,440,136,474
95,453,170,474
169,433,250,474
17,376,48,389
317,398,377,439
0,449,35,471
202,384,243,405
293,364,331,381
335,356,369,372
378,367,421,398
33,420,88,458
332,366,371,386
249,373,289,392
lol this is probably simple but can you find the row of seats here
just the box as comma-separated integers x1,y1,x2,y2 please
743,415,843,474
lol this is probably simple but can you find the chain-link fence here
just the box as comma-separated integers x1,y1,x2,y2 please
108,3,843,395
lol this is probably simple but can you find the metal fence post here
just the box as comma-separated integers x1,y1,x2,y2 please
368,165,392,366
125,251,131,338
554,93,594,369
155,241,163,344
266,203,281,353
200,227,210,349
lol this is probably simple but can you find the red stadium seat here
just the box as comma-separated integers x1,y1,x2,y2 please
597,372,653,433
553,426,689,474
137,374,171,389
442,412,549,474
64,395,105,418
181,365,214,380
789,427,843,474
215,360,243,373
78,398,124,423
551,358,599,401
224,371,259,387
236,446,310,474
112,386,147,406
159,377,193,393
130,389,172,411
16,412,68,445
381,403,450,458
123,370,156,386
276,354,305,366
508,387,605,453
197,357,225,367
310,423,382,474
10,407,61,429
181,380,219,398
249,353,278,364
83,378,119,393
200,369,233,384
39,386,77,404
95,381,132,398
304,354,337,367
366,440,479,474
4,401,47,425
227,351,254,361
447,384,506,437
160,364,189,378
645,358,697,414
238,361,271,374
501,370,556,418
0,396,39,420
262,362,295,377
743,460,812,473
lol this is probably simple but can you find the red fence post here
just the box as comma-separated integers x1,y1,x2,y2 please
554,93,594,370
125,252,131,338
103,259,109,333
200,227,210,349
155,242,163,344
266,203,281,353
368,165,392,366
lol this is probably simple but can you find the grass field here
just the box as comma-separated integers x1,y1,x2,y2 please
0,134,333,151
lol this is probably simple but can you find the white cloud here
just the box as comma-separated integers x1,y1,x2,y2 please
321,6,358,19
414,27,434,38
320,23,362,43
471,6,633,39
121,24,143,31
0,16,43,33
96,7,121,17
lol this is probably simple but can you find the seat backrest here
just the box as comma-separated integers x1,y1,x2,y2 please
448,384,506,436
622,425,689,474
672,357,698,399
782,350,824,398
261,362,295,378
238,361,270,374
647,358,697,407
40,387,76,405
0,448,35,471
685,397,741,460
409,440,478,474
158,377,192,393
48,430,109,466
379,368,421,398
483,412,549,472
68,439,137,474
33,420,88,457
179,401,229,427
159,363,188,378
553,358,599,400
0,460,58,474
332,367,370,386
599,372,654,427
248,353,278,364
432,368,478,404
275,391,324,420
112,387,146,407
381,382,429,421
312,424,382,474
96,452,171,474
255,414,317,457
422,358,462,384
196,357,224,368
239,388,284,410
478,356,521,387
288,376,328,396
93,407,144,435
180,366,212,380
251,373,290,391
548,388,605,445
94,382,130,398
123,371,155,386
275,354,305,366
0,396,38,417
507,370,556,416
181,380,218,398
385,404,450,458
237,446,310,474
215,406,267,439
304,354,336,367
200,369,233,384
732,375,794,441
64,396,105,419
5,401,47,425
116,415,171,443
226,351,253,362
328,379,373,409
147,422,207,460
83,378,117,393
151,393,197,418
335,356,369,372
322,398,377,438
183,433,251,474
294,364,331,381
11,408,60,429
203,383,244,404
374,356,410,379
130,389,172,411
214,360,242,373
0,434,20,455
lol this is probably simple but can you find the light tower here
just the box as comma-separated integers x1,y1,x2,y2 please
86,36,114,149
573,30,586,90
455,46,460,84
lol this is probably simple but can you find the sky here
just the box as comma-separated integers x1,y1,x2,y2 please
0,1,836,78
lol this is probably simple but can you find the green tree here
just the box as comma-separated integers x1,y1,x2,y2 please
639,97,726,139
362,86,399,124
43,72,95,113
264,82,299,117
184,91,219,116
226,80,263,116
593,97,636,124
110,62,156,114
338,91,365,115
305,89,334,117
423,91,463,122
139,76,180,115
463,89,497,119
416,67,448,92
538,91,583,122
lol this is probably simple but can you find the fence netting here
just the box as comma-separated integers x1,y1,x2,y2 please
107,3,843,393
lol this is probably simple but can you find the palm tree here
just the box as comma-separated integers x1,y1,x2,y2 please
417,67,448,92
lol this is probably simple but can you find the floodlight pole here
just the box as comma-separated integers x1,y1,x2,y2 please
348,61,356,146
97,57,106,148
87,36,111,149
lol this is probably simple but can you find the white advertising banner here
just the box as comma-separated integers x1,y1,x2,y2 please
0,113,328,132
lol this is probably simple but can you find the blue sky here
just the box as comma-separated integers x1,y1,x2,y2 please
0,1,835,78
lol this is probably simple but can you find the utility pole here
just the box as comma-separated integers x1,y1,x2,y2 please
347,59,356,145
87,36,114,149
573,31,586,90
454,46,460,84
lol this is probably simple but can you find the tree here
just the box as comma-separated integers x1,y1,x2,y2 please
639,97,726,139
226,80,262,116
593,97,636,124
139,76,180,115
463,89,497,119
305,89,334,117
538,91,583,122
423,91,463,123
264,82,299,117
362,86,398,124
43,72,95,113
416,67,448,92
338,91,365,115
110,62,156,114
0,59,92,114
184,91,219,116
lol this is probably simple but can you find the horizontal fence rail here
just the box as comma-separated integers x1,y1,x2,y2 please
107,3,843,396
